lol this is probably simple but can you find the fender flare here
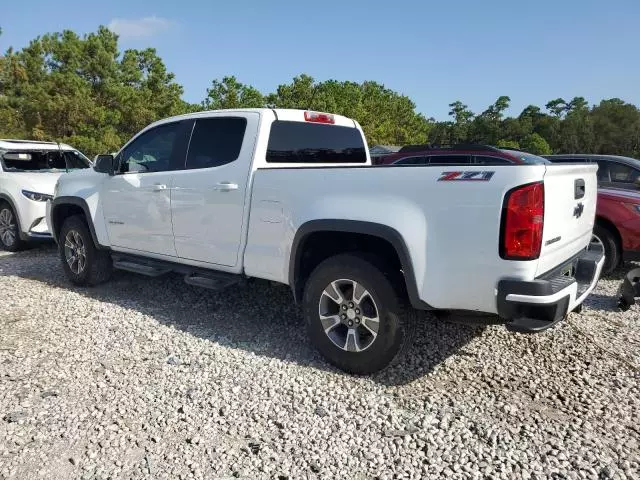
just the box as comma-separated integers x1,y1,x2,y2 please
289,219,431,310
51,196,104,248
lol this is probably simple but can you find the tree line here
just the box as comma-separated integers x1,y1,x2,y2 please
1,26,639,158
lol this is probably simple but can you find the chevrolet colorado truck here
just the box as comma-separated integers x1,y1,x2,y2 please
47,108,605,374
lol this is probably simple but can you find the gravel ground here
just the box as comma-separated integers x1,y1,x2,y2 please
0,245,639,479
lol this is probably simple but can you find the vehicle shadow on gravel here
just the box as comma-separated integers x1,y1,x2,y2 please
1,246,484,386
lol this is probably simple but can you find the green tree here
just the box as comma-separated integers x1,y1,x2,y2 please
203,76,264,110
520,133,552,155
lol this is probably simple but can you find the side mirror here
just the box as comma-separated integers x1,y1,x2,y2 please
94,154,115,175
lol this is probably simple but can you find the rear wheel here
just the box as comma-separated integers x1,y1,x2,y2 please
59,215,112,286
302,254,416,374
591,223,620,275
0,202,24,252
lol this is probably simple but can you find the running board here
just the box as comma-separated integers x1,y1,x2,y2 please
112,260,171,277
111,254,243,291
184,273,241,291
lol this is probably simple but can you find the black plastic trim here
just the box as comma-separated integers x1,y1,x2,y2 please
289,219,432,310
51,196,105,248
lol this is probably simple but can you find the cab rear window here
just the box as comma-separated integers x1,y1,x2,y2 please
266,121,366,164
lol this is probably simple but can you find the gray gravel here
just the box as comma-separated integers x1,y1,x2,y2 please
1,245,639,479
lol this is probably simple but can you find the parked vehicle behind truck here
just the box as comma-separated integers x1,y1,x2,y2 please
47,109,604,374
0,139,91,251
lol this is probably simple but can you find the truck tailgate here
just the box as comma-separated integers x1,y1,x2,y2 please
536,163,599,276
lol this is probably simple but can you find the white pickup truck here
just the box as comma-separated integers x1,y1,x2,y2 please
47,108,604,374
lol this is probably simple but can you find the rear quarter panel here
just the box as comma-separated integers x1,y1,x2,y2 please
245,164,548,314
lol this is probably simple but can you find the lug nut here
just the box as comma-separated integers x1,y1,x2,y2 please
355,308,360,314
341,314,347,320
347,320,353,327
342,305,348,310
355,318,360,324
348,302,354,308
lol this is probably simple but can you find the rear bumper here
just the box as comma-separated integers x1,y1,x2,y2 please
497,245,605,332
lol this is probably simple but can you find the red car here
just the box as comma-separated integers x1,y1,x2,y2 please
374,144,551,166
594,188,640,274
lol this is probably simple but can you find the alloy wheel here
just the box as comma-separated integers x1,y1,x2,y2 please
318,278,380,352
64,230,87,275
0,208,16,247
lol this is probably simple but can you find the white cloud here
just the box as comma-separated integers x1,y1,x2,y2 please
108,16,172,40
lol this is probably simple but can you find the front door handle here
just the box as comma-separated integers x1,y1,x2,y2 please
151,183,168,192
213,182,239,192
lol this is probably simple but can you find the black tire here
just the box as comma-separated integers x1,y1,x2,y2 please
593,223,620,275
59,215,112,286
0,201,24,252
302,253,416,375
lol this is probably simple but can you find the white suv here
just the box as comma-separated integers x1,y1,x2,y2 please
0,139,91,251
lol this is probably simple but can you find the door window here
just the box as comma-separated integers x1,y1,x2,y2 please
393,156,426,165
595,161,610,182
118,121,186,173
608,162,640,184
185,118,247,170
427,155,472,165
474,155,512,165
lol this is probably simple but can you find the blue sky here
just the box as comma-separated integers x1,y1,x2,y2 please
2,0,639,119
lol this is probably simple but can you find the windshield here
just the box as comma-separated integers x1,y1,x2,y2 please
501,149,551,165
0,149,91,172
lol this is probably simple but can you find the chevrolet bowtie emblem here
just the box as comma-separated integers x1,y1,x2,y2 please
573,202,584,218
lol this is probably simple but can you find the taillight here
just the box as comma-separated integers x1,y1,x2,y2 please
304,111,335,124
500,182,544,260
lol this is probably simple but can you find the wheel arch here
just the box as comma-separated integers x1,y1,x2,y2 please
0,192,26,239
595,215,622,248
289,219,431,310
51,196,103,248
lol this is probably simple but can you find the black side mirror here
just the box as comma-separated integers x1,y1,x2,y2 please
94,154,115,175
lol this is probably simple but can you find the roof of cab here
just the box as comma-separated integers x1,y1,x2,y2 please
0,139,76,151
149,108,358,129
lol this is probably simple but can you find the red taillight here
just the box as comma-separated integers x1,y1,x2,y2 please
500,182,544,260
304,111,335,124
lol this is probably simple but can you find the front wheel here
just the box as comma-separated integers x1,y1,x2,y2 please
0,202,24,252
59,215,112,286
302,254,416,374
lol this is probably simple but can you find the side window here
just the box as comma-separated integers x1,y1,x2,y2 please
393,156,426,165
475,155,511,165
595,161,610,182
185,117,247,170
608,163,640,184
119,122,183,174
427,155,472,165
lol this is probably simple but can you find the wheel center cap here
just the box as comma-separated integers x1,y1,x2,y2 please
346,309,356,320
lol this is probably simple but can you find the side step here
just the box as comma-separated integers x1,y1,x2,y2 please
184,273,241,291
113,260,171,277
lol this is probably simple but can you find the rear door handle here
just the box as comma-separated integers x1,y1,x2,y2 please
151,183,168,192
213,182,239,192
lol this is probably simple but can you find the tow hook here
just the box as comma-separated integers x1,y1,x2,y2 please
617,267,640,311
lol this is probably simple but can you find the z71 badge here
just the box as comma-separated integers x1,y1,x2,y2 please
438,171,495,182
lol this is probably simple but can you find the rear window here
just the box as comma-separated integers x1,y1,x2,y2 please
266,121,366,164
501,150,551,165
